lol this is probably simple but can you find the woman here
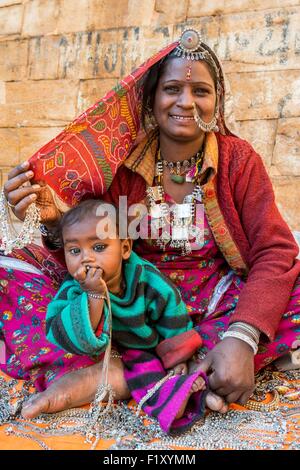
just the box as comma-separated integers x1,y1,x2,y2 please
1,29,300,420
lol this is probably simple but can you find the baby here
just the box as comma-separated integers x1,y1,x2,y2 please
46,199,206,424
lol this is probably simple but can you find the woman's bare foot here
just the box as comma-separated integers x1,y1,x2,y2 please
21,357,130,419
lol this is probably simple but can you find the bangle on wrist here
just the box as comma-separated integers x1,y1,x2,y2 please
222,330,258,355
87,291,106,300
228,322,260,344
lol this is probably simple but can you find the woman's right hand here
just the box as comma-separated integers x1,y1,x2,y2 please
3,161,41,221
3,161,62,226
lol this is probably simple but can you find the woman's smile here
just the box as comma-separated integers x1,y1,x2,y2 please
169,114,195,123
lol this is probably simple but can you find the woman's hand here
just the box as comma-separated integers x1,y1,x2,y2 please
3,161,41,221
197,337,255,405
4,161,62,226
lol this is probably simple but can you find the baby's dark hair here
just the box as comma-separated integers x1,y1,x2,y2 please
58,199,121,244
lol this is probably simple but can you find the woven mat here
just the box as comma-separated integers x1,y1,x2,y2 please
0,367,299,451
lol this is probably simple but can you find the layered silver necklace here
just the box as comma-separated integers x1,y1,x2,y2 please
146,152,204,255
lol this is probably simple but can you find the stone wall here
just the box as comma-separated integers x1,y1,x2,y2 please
0,0,299,230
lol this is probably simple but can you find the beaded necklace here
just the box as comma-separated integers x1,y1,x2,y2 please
146,150,204,255
160,149,204,184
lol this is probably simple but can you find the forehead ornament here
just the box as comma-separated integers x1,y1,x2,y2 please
174,29,220,82
174,29,206,61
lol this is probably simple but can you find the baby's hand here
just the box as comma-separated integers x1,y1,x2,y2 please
173,362,188,376
73,265,106,294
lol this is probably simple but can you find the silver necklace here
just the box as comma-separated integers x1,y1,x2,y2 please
1,368,299,450
146,161,203,255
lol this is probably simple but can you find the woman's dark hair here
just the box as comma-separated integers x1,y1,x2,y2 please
139,49,219,132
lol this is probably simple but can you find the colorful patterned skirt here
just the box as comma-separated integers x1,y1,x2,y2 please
1,241,300,433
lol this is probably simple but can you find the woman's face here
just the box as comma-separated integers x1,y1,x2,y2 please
153,57,217,142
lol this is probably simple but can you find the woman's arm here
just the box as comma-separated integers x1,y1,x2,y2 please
3,161,42,221
229,143,300,340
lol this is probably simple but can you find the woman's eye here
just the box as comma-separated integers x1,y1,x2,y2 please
69,248,80,255
94,244,105,252
164,86,180,93
194,88,209,95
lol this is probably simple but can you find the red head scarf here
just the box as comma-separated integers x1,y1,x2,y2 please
29,42,177,210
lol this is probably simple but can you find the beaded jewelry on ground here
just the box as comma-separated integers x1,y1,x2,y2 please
1,368,299,450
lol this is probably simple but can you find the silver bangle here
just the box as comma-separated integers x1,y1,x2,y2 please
87,292,106,300
229,322,260,344
222,330,258,355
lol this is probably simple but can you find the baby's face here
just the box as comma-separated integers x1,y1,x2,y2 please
62,214,131,287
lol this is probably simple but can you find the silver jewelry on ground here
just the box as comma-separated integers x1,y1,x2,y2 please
0,189,41,254
222,330,258,355
1,369,300,450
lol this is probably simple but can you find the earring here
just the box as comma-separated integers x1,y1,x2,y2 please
145,105,157,129
192,103,219,133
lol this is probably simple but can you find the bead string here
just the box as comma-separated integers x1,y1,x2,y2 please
0,189,41,254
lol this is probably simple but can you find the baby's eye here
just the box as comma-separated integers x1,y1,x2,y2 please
69,247,80,255
94,244,105,252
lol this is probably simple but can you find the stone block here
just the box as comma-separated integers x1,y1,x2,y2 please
88,0,156,30
0,81,5,104
272,176,300,230
56,0,89,34
188,0,300,17
0,167,11,187
0,4,23,36
0,80,79,127
272,118,300,176
234,119,277,168
57,30,124,79
0,128,19,167
0,40,27,81
28,36,61,80
178,8,300,73
227,70,300,121
154,0,189,24
0,1,22,6
19,127,64,162
120,25,173,76
22,0,60,37
77,78,118,113
219,8,300,72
